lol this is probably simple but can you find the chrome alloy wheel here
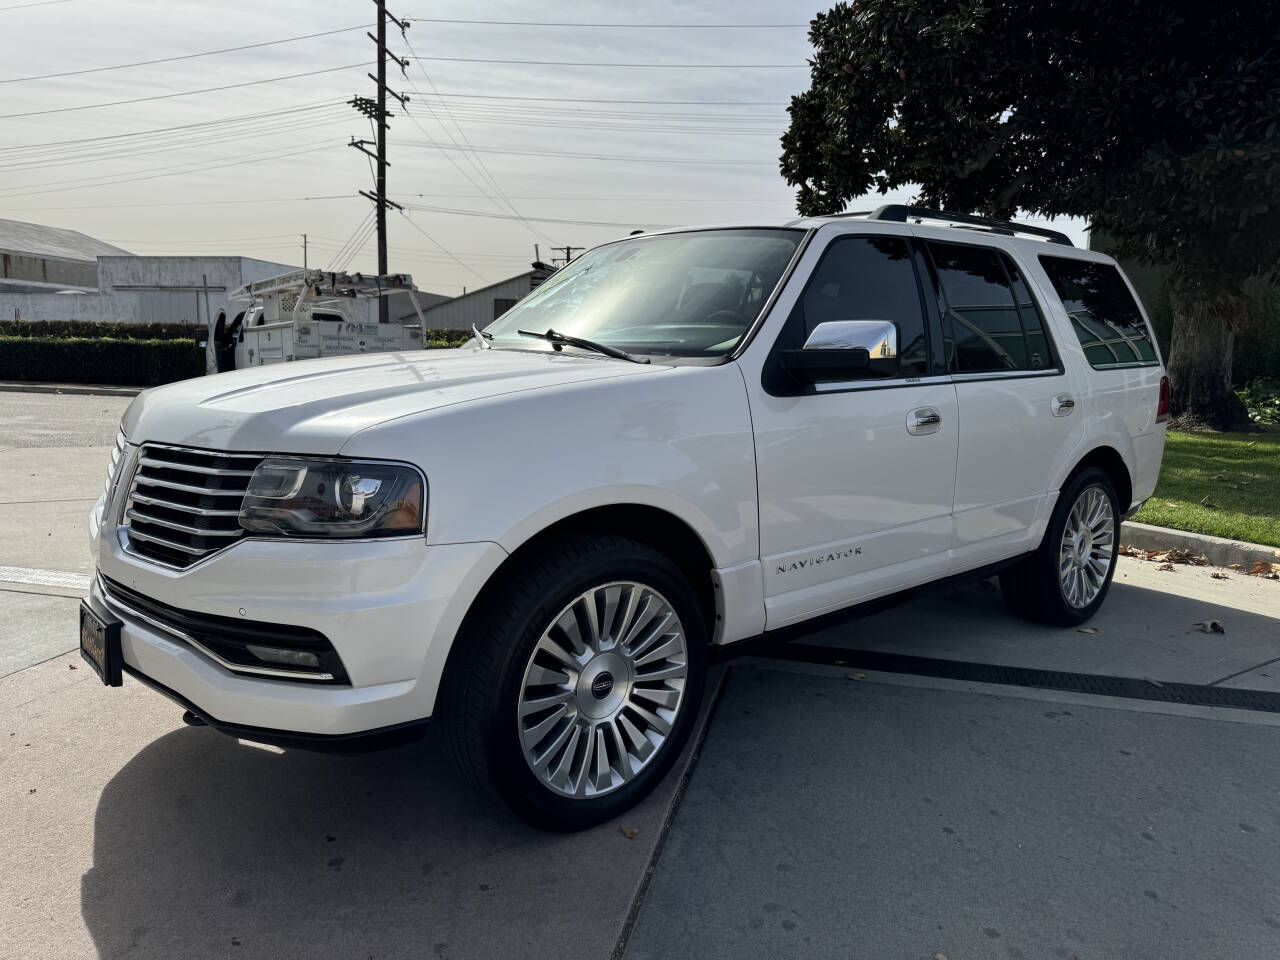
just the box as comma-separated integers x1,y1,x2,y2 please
517,581,689,799
1058,484,1116,609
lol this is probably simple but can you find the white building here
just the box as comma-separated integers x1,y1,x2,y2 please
418,265,556,331
0,217,131,293
0,218,302,327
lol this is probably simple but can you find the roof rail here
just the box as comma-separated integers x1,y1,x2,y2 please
866,204,1073,246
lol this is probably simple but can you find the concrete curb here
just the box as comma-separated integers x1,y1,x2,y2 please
1121,520,1279,571
0,381,142,397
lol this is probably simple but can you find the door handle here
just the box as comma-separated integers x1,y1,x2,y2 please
907,407,942,436
1052,394,1076,417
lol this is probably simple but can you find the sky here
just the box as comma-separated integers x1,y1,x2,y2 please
0,0,1087,296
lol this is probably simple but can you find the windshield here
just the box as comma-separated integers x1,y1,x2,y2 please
484,228,803,358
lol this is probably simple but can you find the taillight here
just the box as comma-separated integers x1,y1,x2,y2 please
1156,375,1170,424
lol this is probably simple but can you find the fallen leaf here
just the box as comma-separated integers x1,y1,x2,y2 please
846,672,866,681
1078,626,1098,634
1230,563,1244,570
1157,562,1175,571
1118,544,1140,557
1249,562,1275,577
620,826,639,840
68,663,77,669
1210,572,1229,580
1198,495,1218,509
1192,620,1226,634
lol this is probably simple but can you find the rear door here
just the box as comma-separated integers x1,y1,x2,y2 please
917,236,1085,567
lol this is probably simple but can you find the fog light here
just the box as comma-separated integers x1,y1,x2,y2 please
245,644,321,670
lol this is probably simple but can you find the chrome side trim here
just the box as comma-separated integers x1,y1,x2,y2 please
96,576,335,682
949,369,1064,383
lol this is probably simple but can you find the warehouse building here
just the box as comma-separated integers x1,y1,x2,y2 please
0,217,131,292
418,264,556,331
1,218,301,326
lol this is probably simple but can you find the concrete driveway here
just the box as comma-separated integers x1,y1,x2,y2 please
2,387,1278,959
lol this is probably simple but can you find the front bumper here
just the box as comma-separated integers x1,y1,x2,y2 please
87,520,507,736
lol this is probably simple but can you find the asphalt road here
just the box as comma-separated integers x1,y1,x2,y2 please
2,387,1279,959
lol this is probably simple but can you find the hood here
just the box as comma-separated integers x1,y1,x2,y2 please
122,346,665,454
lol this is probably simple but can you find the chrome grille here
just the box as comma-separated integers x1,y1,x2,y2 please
122,444,263,568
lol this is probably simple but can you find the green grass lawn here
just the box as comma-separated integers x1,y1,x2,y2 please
1133,430,1280,548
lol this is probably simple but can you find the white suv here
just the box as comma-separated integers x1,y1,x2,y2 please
82,207,1167,830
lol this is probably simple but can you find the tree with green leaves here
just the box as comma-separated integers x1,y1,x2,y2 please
780,1,1280,429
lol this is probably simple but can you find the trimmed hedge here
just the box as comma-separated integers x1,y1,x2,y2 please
0,325,474,388
0,319,200,341
422,329,475,348
0,336,204,387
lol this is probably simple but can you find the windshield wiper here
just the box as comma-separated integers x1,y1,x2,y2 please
472,323,492,348
517,328,649,364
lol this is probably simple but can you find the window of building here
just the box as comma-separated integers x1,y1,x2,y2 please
493,298,518,320
1038,256,1158,368
798,236,929,376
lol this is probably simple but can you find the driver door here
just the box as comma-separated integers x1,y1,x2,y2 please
741,230,959,629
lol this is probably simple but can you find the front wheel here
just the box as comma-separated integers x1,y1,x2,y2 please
999,467,1120,626
440,535,707,832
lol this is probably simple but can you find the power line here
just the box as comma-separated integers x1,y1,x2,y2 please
409,91,788,106
398,210,490,283
405,17,805,28
0,62,373,119
0,109,351,170
401,202,671,229
0,100,346,153
400,30,557,247
0,25,371,83
0,140,341,198
400,141,775,166
0,0,72,10
409,56,805,68
1,195,357,212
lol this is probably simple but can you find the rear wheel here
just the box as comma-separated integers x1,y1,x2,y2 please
440,535,706,832
999,467,1120,626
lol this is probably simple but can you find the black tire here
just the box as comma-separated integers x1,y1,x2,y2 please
439,534,707,832
999,466,1121,626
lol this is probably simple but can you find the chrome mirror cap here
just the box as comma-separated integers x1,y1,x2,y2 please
803,319,898,357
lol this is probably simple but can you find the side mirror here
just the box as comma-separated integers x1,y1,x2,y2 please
780,346,870,383
780,320,900,384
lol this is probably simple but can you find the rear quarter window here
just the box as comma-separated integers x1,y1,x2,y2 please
1038,256,1159,369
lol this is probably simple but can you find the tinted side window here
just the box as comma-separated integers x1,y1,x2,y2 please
1006,258,1056,371
800,236,928,376
927,242,1031,373
1038,256,1158,368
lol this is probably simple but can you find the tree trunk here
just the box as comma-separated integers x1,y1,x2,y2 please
1166,275,1252,430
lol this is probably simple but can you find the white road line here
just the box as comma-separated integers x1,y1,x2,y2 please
0,565,91,591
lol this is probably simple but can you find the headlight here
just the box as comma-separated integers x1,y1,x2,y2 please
238,458,425,538
103,429,126,499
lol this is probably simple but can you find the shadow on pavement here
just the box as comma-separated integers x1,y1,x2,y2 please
801,577,1280,687
80,726,662,960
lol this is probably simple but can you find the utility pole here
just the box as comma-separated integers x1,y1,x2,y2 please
349,0,409,323
301,234,308,270
552,245,584,266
